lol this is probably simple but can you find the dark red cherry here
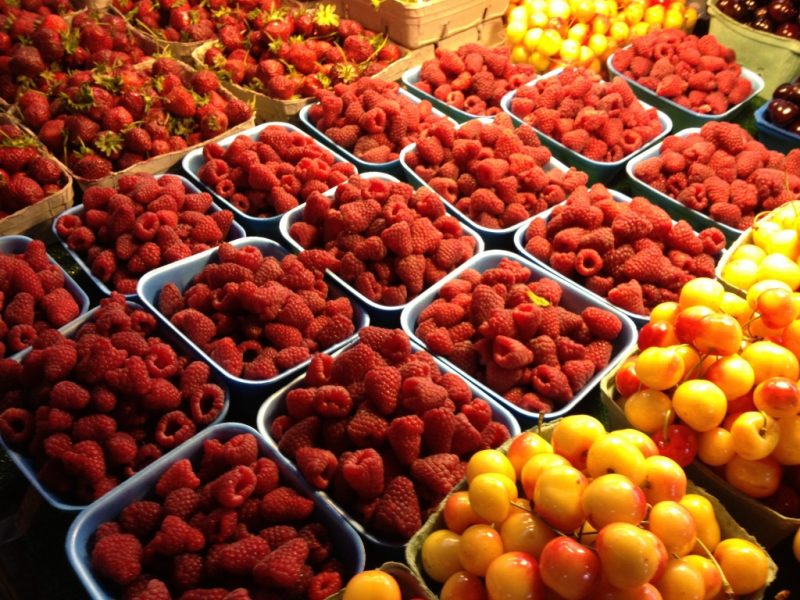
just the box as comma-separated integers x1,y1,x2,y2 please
769,98,800,126
777,21,800,37
768,0,799,23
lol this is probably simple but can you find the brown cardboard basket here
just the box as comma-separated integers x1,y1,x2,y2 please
406,419,777,599
0,115,75,237
123,16,205,62
323,562,435,600
600,353,800,548
337,0,507,49
13,58,255,190
191,41,414,122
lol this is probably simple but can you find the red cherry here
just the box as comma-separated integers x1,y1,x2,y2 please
637,321,676,350
652,424,698,467
763,484,800,517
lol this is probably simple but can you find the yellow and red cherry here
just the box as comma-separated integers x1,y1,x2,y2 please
753,377,800,418
692,313,742,356
674,305,715,343
756,287,799,329
638,321,679,350
652,423,698,468
728,392,756,415
635,346,685,391
614,360,640,397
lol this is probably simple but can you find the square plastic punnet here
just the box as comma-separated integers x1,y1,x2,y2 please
0,301,231,512
182,121,356,236
66,423,366,600
500,68,673,183
137,236,368,397
52,174,246,299
399,250,637,424
255,338,521,550
754,102,800,155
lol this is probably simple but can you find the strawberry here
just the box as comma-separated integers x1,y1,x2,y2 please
342,35,373,64
9,46,45,78
72,154,113,180
65,115,101,146
199,110,229,140
102,107,134,133
164,87,197,119
8,173,45,208
38,121,66,153
285,42,317,75
266,75,300,100
0,146,38,173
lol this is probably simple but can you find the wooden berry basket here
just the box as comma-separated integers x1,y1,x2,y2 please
406,420,777,600
336,0,507,49
323,562,434,600
599,352,800,549
12,58,255,190
191,40,415,122
0,114,74,237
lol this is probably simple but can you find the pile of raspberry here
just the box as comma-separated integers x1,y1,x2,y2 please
157,242,357,380
404,113,590,230
289,174,478,306
0,240,81,357
414,44,536,116
508,67,664,163
523,185,727,316
88,432,346,600
196,125,356,219
54,173,238,294
0,122,68,218
270,327,511,541
414,256,622,414
0,295,227,504
633,121,800,230
307,77,447,164
611,29,753,115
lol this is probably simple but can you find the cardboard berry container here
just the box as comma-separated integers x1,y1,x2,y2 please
511,189,655,329
336,0,506,50
625,126,743,244
754,102,800,155
324,562,434,600
599,358,800,550
0,115,75,237
52,174,247,300
606,51,764,132
399,249,638,425
0,235,91,359
278,171,486,320
500,68,673,184
191,41,415,123
0,301,231,512
398,116,571,244
297,88,452,177
66,423,365,600
137,236,369,398
405,423,777,600
181,121,357,237
255,337,521,550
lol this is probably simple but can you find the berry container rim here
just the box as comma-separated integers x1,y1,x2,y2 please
52,174,247,300
66,422,366,600
754,102,800,155
398,115,572,241
255,338,522,550
0,234,91,359
136,236,369,395
181,121,357,236
606,51,765,131
399,249,638,424
624,126,741,243
0,300,231,512
499,67,674,183
400,65,483,123
510,189,652,328
297,88,453,176
278,171,486,315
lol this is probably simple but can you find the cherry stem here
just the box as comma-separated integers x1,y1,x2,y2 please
695,537,735,599
758,410,770,437
662,409,672,442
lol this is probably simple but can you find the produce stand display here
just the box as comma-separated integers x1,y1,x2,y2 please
1,0,799,597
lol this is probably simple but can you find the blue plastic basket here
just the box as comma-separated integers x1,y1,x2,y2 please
66,423,366,600
181,121,356,237
754,102,800,155
279,172,486,318
0,235,91,359
137,236,368,397
607,52,764,132
255,338,521,549
0,301,231,512
401,65,481,123
399,117,571,243
500,68,673,184
399,250,638,424
625,127,742,243
297,88,452,176
52,174,246,300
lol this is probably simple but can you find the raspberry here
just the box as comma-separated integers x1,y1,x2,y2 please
208,338,244,378
585,339,613,370
342,448,385,499
155,411,196,449
149,515,205,555
91,533,142,585
252,537,309,589
260,487,315,523
296,447,337,490
363,366,401,415
532,365,573,404
401,376,448,413
0,407,33,445
171,309,217,346
492,335,534,369
220,535,271,576
422,407,456,454
371,476,421,540
308,572,343,600
189,384,225,426
156,459,201,497
49,380,90,410
163,487,200,519
581,307,623,340
387,415,424,465
562,359,597,393
608,280,647,315
40,288,80,327
347,408,388,448
410,453,462,496
665,220,704,256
